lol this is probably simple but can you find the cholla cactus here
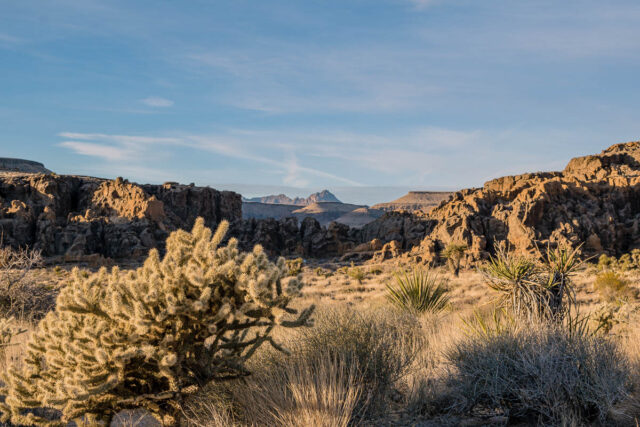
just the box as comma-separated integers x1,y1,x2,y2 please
0,218,314,426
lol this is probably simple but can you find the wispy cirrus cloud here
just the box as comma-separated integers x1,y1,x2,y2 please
406,0,439,10
57,131,362,187
57,125,588,190
140,97,174,107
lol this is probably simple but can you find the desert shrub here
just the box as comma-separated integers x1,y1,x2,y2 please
598,249,640,271
0,246,53,321
598,253,617,271
446,323,631,424
441,243,467,276
314,267,332,278
386,269,450,315
594,271,638,302
0,219,314,426
346,262,366,284
369,266,383,275
286,257,304,276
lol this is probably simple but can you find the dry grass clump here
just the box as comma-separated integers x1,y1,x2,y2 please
184,307,422,426
445,321,632,425
386,269,450,315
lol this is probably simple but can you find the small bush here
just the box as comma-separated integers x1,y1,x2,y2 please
0,246,53,321
446,324,631,424
286,257,304,276
386,269,450,315
594,271,637,302
346,263,366,284
314,267,332,278
369,266,383,275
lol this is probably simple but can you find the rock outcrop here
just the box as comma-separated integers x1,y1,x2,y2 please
0,175,241,259
412,142,640,263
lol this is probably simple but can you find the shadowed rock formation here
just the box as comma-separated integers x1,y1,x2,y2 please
0,175,241,258
412,141,640,264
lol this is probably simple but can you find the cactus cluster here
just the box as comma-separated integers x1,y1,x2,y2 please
0,218,314,426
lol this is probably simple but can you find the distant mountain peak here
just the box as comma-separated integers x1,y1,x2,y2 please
305,189,341,204
245,189,341,206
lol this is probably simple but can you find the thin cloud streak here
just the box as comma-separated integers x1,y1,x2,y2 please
141,97,174,107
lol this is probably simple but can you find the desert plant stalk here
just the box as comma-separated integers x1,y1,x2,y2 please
541,244,584,320
386,269,450,314
0,218,314,426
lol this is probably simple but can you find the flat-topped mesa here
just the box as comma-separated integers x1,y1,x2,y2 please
0,158,52,174
411,141,640,265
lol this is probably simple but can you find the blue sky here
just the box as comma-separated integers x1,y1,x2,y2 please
2,0,640,204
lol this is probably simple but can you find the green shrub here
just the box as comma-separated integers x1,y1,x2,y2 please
386,269,450,315
594,271,637,302
446,323,630,424
346,262,366,284
369,266,383,275
598,254,617,271
0,219,314,426
286,257,304,276
314,267,333,278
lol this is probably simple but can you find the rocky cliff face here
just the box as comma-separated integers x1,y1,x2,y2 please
0,175,241,259
412,142,640,264
4,142,639,263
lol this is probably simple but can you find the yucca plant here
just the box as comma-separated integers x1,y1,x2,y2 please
483,243,585,322
442,243,468,276
386,269,450,314
481,244,542,320
542,244,584,320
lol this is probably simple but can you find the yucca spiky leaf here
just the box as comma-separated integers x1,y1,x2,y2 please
386,269,450,314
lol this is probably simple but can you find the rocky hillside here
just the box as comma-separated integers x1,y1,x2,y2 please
412,141,640,264
372,191,453,213
0,175,241,258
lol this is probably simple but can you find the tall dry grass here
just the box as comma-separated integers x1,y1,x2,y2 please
184,306,423,426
